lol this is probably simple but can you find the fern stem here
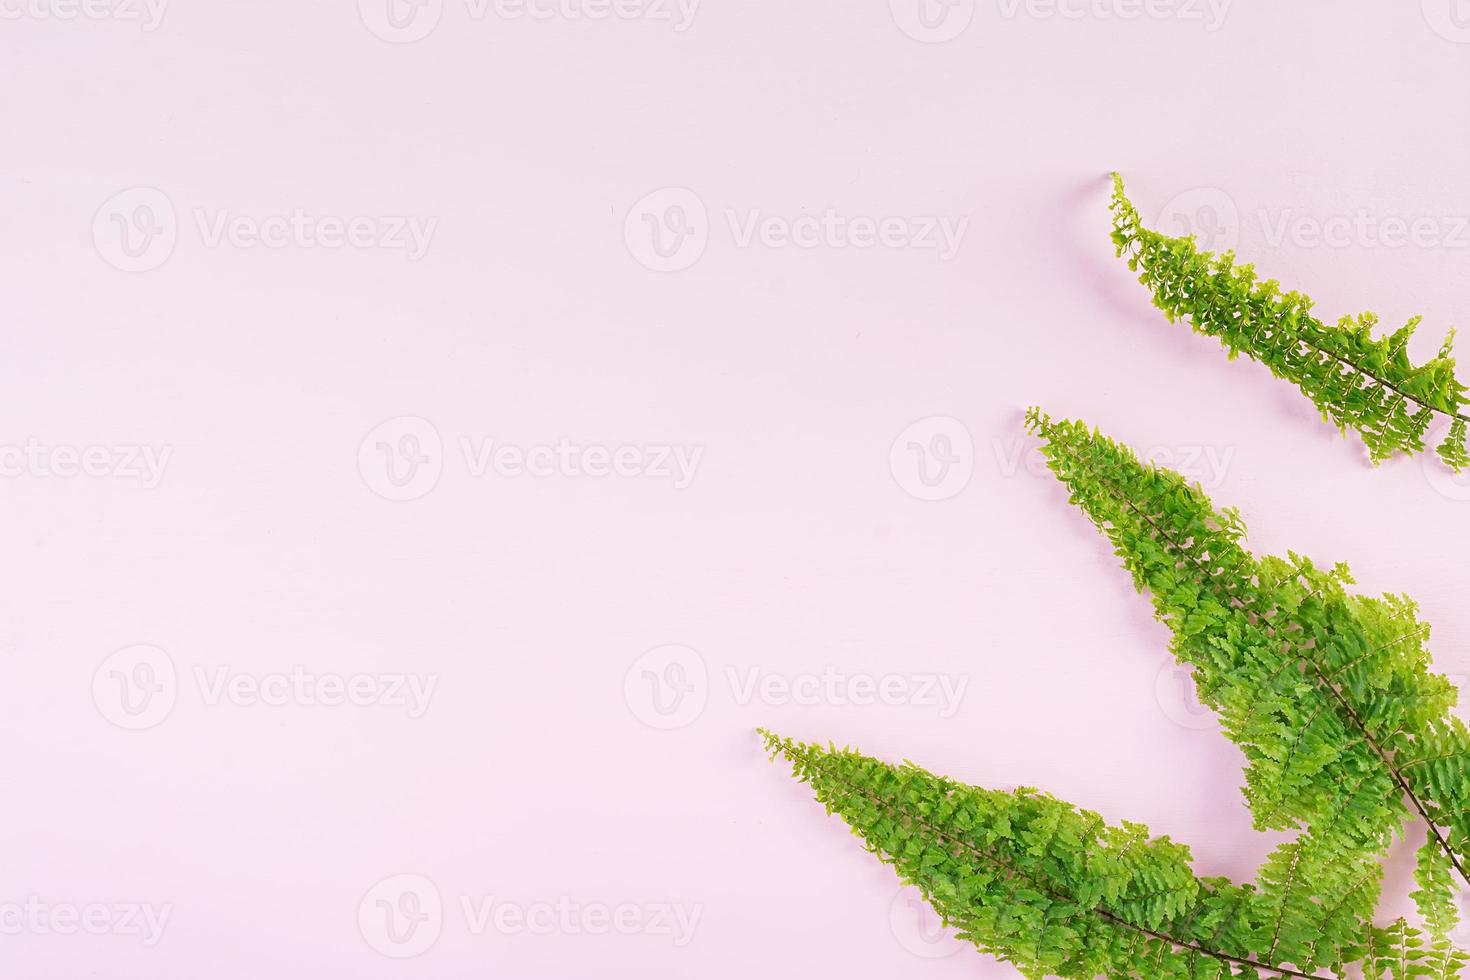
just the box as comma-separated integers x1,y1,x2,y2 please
1301,659,1470,888
1271,323,1469,425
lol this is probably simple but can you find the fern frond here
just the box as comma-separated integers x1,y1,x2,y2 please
1360,918,1464,980
1109,174,1470,469
1256,833,1380,972
1027,408,1470,946
1414,839,1458,938
760,730,1333,979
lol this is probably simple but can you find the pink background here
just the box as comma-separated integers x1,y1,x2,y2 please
6,1,1470,976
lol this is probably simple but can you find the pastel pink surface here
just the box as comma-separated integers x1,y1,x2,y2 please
5,2,1470,977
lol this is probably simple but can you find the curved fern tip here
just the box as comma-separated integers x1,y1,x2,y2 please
758,728,793,759
1108,175,1142,252
1439,325,1458,362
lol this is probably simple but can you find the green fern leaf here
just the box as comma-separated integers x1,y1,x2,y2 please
1361,918,1468,980
1027,407,1470,959
761,730,1335,979
1109,174,1470,469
